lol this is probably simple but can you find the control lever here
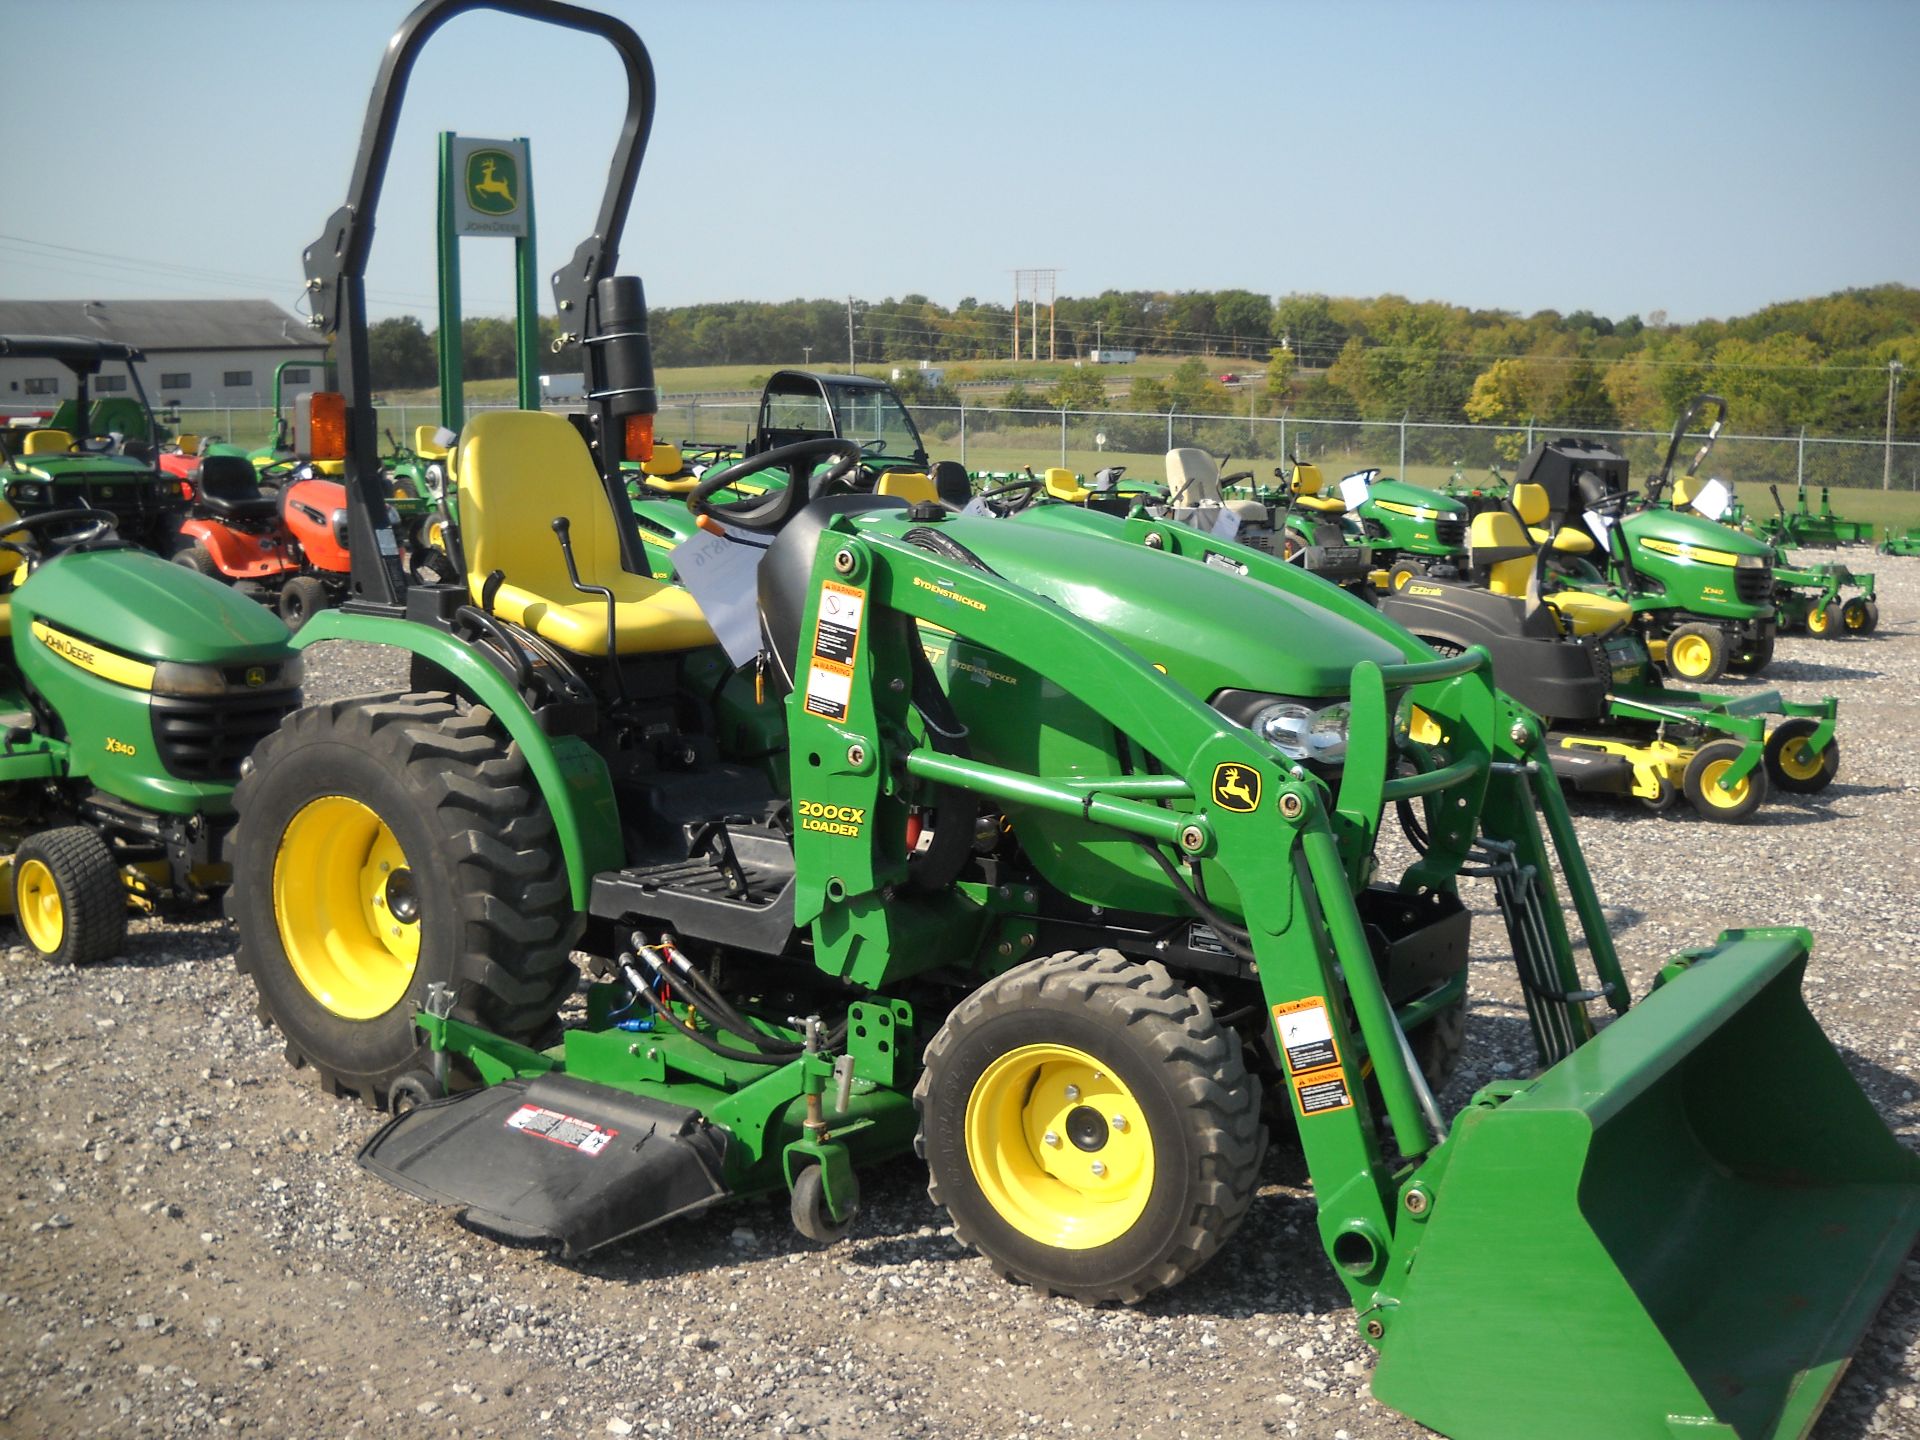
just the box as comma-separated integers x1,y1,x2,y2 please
551,516,630,704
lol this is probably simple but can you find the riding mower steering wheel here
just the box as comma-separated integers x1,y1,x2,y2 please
686,438,864,532
971,475,1047,517
0,508,119,568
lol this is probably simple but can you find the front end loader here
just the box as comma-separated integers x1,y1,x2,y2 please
226,6,1918,1439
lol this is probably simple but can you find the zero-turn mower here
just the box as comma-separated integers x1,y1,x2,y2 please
226,6,1918,1439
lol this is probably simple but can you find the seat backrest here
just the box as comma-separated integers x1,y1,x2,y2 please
1043,466,1087,502
0,496,22,580
875,470,937,504
22,429,72,456
930,459,972,507
1165,448,1222,506
413,424,450,460
459,410,632,604
175,433,202,456
641,442,686,478
198,454,266,504
1672,475,1694,508
1511,482,1550,527
1291,461,1327,498
1469,509,1536,596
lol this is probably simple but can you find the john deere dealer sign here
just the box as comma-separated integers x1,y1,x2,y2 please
451,137,530,237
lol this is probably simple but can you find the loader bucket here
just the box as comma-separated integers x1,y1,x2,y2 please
1372,928,1920,1440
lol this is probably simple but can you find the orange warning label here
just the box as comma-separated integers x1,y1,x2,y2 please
1272,996,1353,1115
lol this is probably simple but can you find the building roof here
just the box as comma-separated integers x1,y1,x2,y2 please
0,300,324,354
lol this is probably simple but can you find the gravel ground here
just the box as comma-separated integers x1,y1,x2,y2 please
1,549,1916,1440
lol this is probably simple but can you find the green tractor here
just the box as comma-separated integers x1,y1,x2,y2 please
0,336,183,551
0,498,300,961
1343,466,1473,590
227,5,1916,1438
1757,477,1875,548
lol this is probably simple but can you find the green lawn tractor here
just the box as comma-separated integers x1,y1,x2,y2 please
0,336,183,552
0,498,300,962
219,7,1918,1439
1758,478,1875,547
1344,467,1472,590
1376,475,1838,821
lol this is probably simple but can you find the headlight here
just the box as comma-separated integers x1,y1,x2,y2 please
1248,699,1350,764
151,654,302,697
13,484,43,502
1735,554,1766,570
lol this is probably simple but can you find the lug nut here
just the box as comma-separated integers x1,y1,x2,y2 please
1111,1115,1128,1132
1064,1084,1080,1101
1090,1161,1106,1176
1043,1131,1061,1148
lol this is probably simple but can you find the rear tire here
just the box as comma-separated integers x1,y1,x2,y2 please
173,545,220,579
916,950,1264,1304
226,694,580,1106
1682,739,1767,822
1764,718,1840,795
1841,596,1874,635
278,575,330,631
1664,623,1727,683
13,827,125,964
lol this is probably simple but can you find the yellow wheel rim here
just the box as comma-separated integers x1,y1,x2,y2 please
16,858,65,955
964,1043,1154,1250
1392,569,1413,590
1670,633,1713,677
1776,737,1826,782
1808,607,1831,634
1843,605,1866,632
273,796,421,1020
1696,758,1751,810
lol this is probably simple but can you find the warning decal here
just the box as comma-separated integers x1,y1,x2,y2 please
1272,996,1353,1116
803,660,853,721
812,582,866,666
505,1104,619,1156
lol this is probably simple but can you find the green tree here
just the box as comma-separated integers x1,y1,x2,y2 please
1048,368,1108,410
1265,345,1296,405
367,316,436,389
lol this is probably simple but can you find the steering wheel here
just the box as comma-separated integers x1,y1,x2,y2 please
0,507,118,562
687,438,863,533
972,476,1045,516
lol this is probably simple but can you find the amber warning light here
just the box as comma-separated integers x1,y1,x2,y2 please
623,413,655,464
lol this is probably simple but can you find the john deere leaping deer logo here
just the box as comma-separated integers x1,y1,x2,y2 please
465,150,519,215
1211,762,1261,813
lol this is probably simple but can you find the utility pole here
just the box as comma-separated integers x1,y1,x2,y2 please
1011,268,1057,364
846,297,856,375
1886,359,1905,490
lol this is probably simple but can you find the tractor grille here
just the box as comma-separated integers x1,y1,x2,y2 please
1736,565,1772,605
150,687,297,783
1433,517,1466,548
1239,531,1274,554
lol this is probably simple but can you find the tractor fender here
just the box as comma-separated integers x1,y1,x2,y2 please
178,517,300,580
289,610,623,909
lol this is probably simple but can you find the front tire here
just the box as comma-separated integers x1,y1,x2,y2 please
915,950,1264,1304
1664,623,1727,683
1682,739,1767,822
173,545,220,579
278,574,330,631
14,827,125,964
1764,717,1840,794
226,694,580,1106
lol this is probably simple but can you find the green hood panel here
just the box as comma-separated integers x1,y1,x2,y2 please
866,507,1406,699
1620,507,1771,557
1364,477,1466,518
13,548,291,664
9,453,165,486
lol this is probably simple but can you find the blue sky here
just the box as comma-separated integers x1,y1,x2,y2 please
3,0,1914,326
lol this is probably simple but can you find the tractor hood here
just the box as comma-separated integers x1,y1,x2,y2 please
13,548,291,665
909,509,1406,699
1362,477,1466,519
7,452,162,488
1620,505,1772,559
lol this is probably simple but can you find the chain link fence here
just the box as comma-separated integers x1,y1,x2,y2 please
67,398,1915,495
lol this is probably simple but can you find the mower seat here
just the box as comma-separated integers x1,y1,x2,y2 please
1512,481,1595,553
875,471,937,504
930,459,973,508
639,443,700,495
1543,589,1631,638
1288,461,1348,514
1043,467,1088,503
412,424,450,461
1165,449,1268,526
21,429,72,456
458,410,713,657
174,433,202,456
0,498,22,638
1468,510,1537,596
195,455,279,521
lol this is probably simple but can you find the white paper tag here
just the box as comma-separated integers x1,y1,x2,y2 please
960,496,994,517
1693,477,1733,521
1583,508,1614,537
670,529,769,667
1210,507,1240,539
1337,472,1373,511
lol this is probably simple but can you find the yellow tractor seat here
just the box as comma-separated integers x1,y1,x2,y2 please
1672,476,1694,508
413,424,450,461
1529,525,1596,554
641,442,686,478
1287,461,1347,513
0,498,24,638
1043,466,1088,503
875,471,936,504
458,410,714,656
1468,509,1537,596
173,433,201,455
21,429,73,456
1543,589,1632,638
